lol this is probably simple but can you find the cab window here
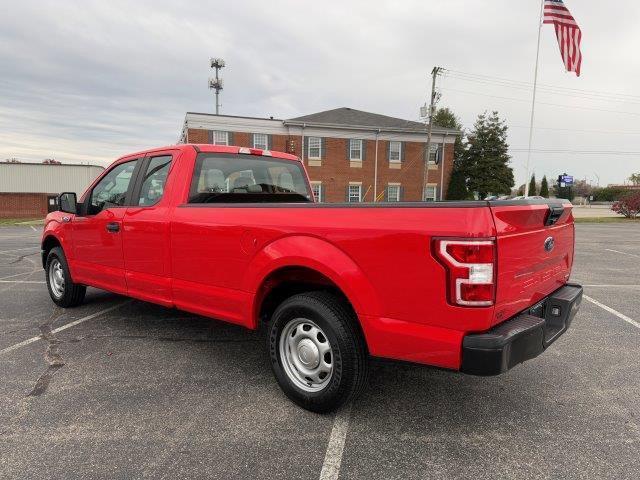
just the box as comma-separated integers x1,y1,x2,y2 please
188,154,311,204
88,160,138,215
137,155,172,206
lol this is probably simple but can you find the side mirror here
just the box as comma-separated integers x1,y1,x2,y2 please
58,192,78,214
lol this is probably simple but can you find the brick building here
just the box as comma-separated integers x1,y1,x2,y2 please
0,163,104,218
179,107,460,202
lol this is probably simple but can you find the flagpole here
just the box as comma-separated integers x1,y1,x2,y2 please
524,0,544,197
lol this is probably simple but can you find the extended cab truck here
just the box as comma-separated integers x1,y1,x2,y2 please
42,144,583,412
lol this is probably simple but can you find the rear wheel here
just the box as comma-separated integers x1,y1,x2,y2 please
268,291,369,413
45,247,86,308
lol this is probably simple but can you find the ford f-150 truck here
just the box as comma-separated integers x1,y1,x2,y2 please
42,144,583,412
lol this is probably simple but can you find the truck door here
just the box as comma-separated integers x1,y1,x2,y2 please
71,158,141,294
122,152,175,306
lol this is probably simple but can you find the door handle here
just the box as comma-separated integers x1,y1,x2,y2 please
106,222,120,233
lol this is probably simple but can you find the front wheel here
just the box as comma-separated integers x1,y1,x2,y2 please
268,291,369,413
45,246,86,308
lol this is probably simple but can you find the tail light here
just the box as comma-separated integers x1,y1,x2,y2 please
432,238,496,307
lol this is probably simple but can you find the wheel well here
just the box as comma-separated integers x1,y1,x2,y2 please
257,266,358,328
41,235,61,268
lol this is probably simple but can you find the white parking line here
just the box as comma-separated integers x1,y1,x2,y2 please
605,248,640,259
319,402,352,480
582,284,640,288
0,280,45,284
0,301,131,355
584,295,640,330
30,225,38,232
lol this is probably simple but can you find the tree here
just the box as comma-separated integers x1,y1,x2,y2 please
540,175,549,198
3,158,20,163
433,107,470,200
629,172,640,186
612,191,640,218
464,111,514,199
42,158,61,165
573,179,593,198
528,173,537,196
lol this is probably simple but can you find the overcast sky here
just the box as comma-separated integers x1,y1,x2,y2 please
2,0,639,187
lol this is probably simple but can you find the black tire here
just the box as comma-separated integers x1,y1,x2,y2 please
45,246,86,308
268,291,369,413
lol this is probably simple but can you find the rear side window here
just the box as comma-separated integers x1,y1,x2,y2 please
188,154,311,204
137,155,172,206
89,159,138,214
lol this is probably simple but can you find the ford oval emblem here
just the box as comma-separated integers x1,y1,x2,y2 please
544,236,555,252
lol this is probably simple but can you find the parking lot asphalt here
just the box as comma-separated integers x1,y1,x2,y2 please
0,223,638,479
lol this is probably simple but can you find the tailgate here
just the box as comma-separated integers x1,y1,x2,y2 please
490,200,574,327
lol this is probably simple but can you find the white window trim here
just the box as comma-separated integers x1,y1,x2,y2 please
253,133,268,150
310,181,322,202
213,131,229,146
308,137,322,160
350,139,363,161
348,182,362,203
389,141,402,163
387,183,401,202
423,184,438,202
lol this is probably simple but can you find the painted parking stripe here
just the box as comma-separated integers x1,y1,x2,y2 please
0,301,131,355
605,248,640,259
584,295,640,330
319,402,352,480
582,284,640,288
0,280,45,284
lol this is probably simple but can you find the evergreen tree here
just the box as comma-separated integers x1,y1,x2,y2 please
540,175,549,198
465,111,514,199
528,173,537,196
447,169,469,200
432,107,470,200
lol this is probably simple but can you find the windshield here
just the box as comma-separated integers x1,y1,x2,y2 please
188,153,311,204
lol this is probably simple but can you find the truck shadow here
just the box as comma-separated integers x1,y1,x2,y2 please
75,291,554,429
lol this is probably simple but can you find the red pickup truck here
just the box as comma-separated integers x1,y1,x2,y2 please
42,144,582,412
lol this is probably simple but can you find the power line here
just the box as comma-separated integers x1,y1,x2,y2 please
445,69,640,102
441,87,640,118
445,74,640,107
509,148,640,155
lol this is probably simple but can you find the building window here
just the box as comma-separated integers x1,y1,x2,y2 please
310,181,322,202
423,185,437,202
428,145,440,164
387,184,401,202
389,141,402,163
308,137,321,159
213,131,229,145
349,139,362,161
253,133,268,150
348,184,362,203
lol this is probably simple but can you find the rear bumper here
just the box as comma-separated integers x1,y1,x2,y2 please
460,283,583,376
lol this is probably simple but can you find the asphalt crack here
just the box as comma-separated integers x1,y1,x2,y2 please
27,308,66,397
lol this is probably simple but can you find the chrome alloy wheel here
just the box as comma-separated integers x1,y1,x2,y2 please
48,258,65,298
279,318,333,392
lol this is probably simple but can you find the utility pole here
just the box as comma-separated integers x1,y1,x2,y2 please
422,66,442,201
209,58,225,115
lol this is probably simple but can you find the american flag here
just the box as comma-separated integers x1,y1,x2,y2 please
543,0,582,76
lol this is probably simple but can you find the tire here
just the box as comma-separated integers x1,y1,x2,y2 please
45,246,86,308
268,291,369,413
